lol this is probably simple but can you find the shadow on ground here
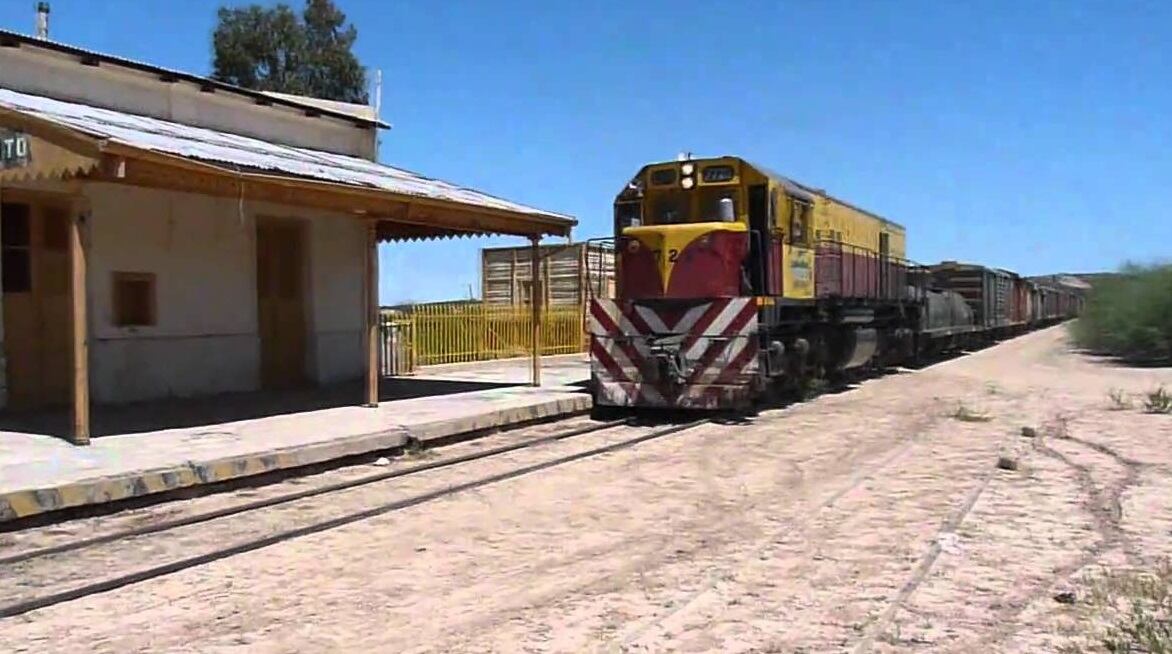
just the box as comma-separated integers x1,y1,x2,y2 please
0,378,520,440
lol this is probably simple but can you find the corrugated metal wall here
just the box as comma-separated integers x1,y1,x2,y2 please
481,243,614,307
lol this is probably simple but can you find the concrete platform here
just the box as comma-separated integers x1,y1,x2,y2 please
0,355,590,523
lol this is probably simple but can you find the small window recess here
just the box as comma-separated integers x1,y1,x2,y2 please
112,271,157,327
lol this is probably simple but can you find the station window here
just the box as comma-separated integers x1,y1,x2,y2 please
1,202,32,293
112,271,157,327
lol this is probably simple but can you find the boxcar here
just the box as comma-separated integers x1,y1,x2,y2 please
926,263,1017,336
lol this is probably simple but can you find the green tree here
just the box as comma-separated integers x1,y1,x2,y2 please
211,0,368,104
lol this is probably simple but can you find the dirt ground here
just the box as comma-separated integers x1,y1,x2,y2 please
1,325,1169,653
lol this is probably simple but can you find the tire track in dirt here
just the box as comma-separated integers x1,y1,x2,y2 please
975,424,1143,648
613,416,939,652
849,452,1001,653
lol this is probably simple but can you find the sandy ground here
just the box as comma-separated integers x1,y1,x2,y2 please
0,325,1169,653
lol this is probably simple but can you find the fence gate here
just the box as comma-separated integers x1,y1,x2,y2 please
378,302,585,375
379,316,415,376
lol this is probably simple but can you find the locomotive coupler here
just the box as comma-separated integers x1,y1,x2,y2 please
647,333,689,387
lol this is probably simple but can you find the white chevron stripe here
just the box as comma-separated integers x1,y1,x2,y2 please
693,338,747,385
632,302,710,335
602,340,641,378
685,301,741,360
679,348,758,403
671,303,712,334
587,313,605,337
633,305,669,333
587,300,616,337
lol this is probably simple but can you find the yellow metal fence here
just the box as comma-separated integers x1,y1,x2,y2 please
380,302,585,372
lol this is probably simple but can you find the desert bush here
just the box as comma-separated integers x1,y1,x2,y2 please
1072,263,1172,365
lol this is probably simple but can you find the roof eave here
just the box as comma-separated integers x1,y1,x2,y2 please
0,28,390,130
98,140,574,237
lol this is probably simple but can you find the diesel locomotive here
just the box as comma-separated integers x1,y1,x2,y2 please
587,155,1083,411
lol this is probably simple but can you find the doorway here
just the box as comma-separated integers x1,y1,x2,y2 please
746,184,769,294
255,217,308,390
2,196,72,410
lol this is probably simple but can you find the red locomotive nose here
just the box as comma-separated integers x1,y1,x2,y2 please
664,230,747,298
619,225,748,300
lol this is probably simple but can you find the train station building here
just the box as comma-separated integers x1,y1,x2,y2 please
0,28,574,445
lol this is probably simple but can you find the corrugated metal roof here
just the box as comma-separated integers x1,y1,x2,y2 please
0,88,573,224
0,28,389,128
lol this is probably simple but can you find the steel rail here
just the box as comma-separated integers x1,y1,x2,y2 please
0,418,626,567
0,419,707,620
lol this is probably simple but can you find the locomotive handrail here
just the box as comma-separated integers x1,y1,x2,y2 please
747,229,767,296
813,238,927,302
582,237,616,302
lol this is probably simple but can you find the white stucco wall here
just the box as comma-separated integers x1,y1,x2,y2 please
88,184,367,404
305,211,367,385
0,180,367,406
0,46,377,159
87,184,260,403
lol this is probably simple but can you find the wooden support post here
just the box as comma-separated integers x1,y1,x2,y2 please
364,221,379,407
530,236,542,387
509,249,517,305
578,244,589,353
69,199,90,445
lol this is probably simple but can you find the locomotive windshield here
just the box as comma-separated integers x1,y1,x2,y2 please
641,187,740,225
647,189,691,224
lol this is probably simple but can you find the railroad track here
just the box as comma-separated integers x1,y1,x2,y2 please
0,417,708,620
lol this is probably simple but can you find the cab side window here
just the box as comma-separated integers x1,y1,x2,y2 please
789,200,811,246
769,189,780,231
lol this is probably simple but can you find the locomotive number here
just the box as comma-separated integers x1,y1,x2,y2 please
651,249,680,263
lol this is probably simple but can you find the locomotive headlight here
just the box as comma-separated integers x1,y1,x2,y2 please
681,176,695,189
681,162,695,176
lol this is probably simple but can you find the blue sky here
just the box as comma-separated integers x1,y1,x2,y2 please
1,0,1169,303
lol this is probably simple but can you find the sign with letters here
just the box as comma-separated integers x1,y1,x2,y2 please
0,130,31,169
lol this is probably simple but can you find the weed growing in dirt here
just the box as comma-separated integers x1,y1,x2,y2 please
1046,413,1072,439
1064,561,1172,654
1108,388,1133,411
951,402,992,423
1144,386,1172,414
402,440,436,459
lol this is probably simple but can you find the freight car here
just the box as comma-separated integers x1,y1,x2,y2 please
587,155,1082,411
